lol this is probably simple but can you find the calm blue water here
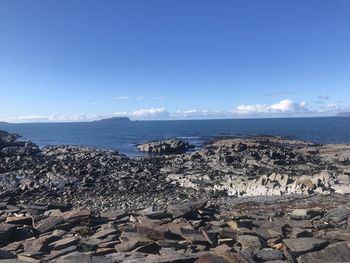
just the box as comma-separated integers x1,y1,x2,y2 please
0,117,349,156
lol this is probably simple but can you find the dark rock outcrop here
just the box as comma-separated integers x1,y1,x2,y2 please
137,139,195,154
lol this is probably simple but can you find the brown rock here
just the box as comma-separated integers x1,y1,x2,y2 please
167,200,207,218
135,222,171,240
6,216,33,226
61,209,91,223
115,237,151,252
195,254,234,263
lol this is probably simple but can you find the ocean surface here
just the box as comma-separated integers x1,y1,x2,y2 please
0,117,349,156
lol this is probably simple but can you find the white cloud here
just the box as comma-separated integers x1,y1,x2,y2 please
172,109,230,119
2,99,346,123
114,96,131,100
130,107,170,119
318,103,342,112
5,115,48,122
233,99,309,115
114,96,146,100
5,114,97,123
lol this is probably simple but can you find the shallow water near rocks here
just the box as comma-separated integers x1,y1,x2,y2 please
1,117,349,156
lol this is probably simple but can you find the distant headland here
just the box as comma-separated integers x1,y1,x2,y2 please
94,117,131,122
336,112,350,117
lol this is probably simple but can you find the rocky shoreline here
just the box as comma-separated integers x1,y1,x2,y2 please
1,130,350,262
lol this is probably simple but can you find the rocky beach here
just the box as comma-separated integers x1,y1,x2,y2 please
1,129,350,262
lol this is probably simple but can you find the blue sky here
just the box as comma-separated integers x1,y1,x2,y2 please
0,0,349,122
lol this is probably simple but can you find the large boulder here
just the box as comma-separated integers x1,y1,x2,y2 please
137,139,195,154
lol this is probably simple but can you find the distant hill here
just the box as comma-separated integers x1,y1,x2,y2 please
0,121,8,124
95,117,131,122
336,112,350,117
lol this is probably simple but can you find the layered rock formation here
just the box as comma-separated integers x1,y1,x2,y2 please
1,130,350,262
1,195,350,262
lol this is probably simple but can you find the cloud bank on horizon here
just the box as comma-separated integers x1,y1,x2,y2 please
2,99,345,123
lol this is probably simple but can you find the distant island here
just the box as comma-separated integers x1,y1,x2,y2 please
336,112,350,117
94,117,131,122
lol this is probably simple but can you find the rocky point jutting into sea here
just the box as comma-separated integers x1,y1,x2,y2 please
1,129,350,263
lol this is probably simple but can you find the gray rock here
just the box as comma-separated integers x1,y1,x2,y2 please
298,241,350,263
36,216,64,233
49,237,79,250
237,235,262,255
290,208,323,220
0,223,16,244
52,252,115,263
283,238,328,257
137,139,195,154
167,200,207,218
254,248,284,261
321,207,350,223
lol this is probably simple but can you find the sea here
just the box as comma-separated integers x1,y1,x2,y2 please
0,117,349,156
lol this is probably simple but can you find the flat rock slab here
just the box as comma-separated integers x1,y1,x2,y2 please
322,207,350,223
115,237,152,253
254,248,284,261
283,238,328,256
90,228,118,240
0,260,26,263
23,235,57,254
167,200,207,218
6,216,33,226
298,241,350,263
61,209,91,223
51,252,115,263
138,252,207,263
49,237,79,250
195,254,234,263
325,231,350,241
237,235,262,254
35,216,63,233
290,208,323,220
